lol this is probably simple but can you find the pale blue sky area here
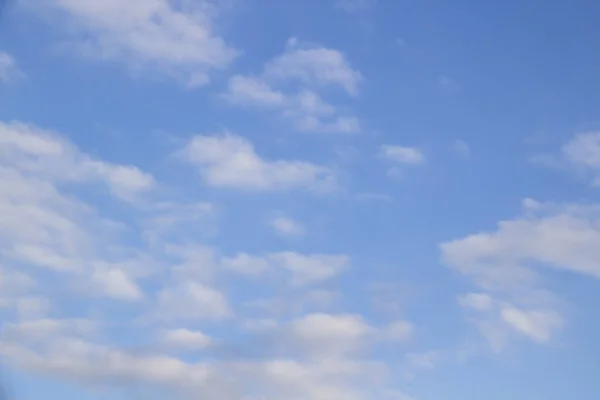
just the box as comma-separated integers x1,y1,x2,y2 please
1,1,600,399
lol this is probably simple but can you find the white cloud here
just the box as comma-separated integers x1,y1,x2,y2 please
37,0,238,86
222,253,271,276
289,313,374,357
501,307,563,343
2,332,397,400
180,133,337,192
224,38,361,134
224,75,287,107
440,199,600,346
156,282,231,320
224,251,349,287
270,216,306,237
0,119,418,399
269,252,350,286
379,145,425,165
0,121,158,295
89,267,144,301
556,132,600,186
160,329,212,350
0,52,24,83
562,132,600,168
2,318,97,342
0,122,155,201
264,38,362,96
458,293,493,312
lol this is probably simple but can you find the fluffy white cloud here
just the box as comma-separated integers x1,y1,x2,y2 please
0,119,419,400
270,216,306,237
561,132,600,186
160,329,212,350
270,252,349,286
222,253,271,276
458,293,493,312
532,132,600,187
224,251,349,286
156,281,231,320
0,121,157,291
500,307,563,343
379,145,425,165
88,267,144,301
0,122,155,201
289,313,374,357
263,38,362,96
180,133,337,192
440,198,600,347
224,38,361,133
36,0,237,86
2,318,97,343
0,52,23,83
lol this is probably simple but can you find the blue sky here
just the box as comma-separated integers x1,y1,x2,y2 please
1,0,600,399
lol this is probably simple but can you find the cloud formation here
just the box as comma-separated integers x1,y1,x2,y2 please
37,0,238,86
224,38,362,133
180,132,338,192
0,119,420,400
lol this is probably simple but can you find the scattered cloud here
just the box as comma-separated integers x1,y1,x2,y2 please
458,293,493,312
263,38,362,96
289,313,374,357
270,216,306,237
36,0,238,86
269,252,350,286
501,307,563,343
180,132,338,192
160,329,212,351
226,252,350,287
379,145,425,177
0,52,24,83
379,145,425,165
535,132,600,187
156,282,232,321
0,121,155,202
439,198,600,347
224,38,362,133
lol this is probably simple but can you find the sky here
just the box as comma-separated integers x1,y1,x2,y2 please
1,0,600,399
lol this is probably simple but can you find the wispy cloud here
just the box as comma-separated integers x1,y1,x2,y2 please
179,132,338,192
0,52,24,83
35,0,238,86
224,38,362,134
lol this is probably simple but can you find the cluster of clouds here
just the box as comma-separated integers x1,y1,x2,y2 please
3,0,600,399
441,131,600,349
0,120,420,399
